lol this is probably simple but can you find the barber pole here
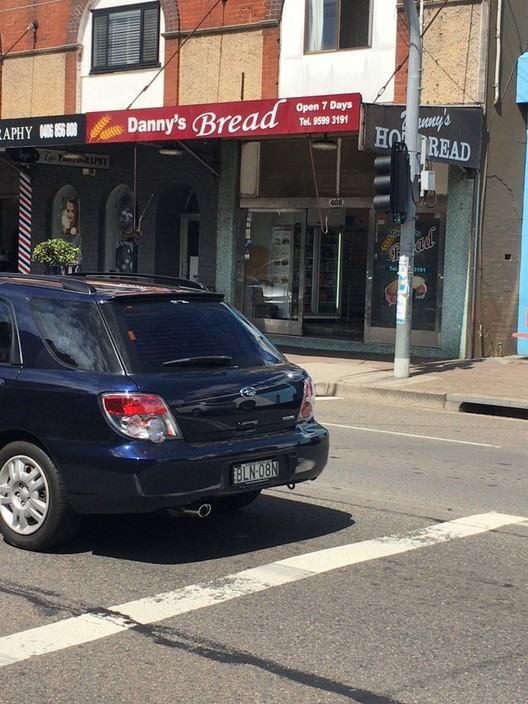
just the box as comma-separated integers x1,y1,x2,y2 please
18,170,32,274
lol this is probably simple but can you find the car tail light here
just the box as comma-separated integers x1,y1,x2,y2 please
101,393,182,443
297,377,315,423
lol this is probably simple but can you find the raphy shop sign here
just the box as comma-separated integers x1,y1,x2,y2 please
362,104,483,169
37,149,109,169
85,94,361,144
0,115,86,148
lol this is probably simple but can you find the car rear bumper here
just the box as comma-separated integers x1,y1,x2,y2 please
50,422,329,513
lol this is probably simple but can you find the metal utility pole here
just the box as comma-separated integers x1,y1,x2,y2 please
394,0,422,378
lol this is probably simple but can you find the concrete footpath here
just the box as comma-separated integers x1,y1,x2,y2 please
284,351,528,413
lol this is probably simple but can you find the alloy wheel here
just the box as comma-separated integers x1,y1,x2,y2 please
0,455,50,535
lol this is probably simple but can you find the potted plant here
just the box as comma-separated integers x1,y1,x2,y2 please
32,238,81,274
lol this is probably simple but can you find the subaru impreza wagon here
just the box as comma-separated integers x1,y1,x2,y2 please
0,273,328,551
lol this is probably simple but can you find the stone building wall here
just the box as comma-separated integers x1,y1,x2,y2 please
395,1,483,106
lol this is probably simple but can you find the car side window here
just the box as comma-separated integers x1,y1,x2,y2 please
30,298,121,372
0,300,14,364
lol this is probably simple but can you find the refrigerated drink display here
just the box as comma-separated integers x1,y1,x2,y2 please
318,232,340,315
304,226,342,317
303,228,314,314
291,224,302,319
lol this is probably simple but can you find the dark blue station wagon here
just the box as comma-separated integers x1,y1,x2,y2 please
0,273,329,551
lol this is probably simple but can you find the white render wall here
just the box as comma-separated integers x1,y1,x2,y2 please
279,0,397,103
79,0,165,112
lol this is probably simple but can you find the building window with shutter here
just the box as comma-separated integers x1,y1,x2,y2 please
91,2,160,73
305,0,371,53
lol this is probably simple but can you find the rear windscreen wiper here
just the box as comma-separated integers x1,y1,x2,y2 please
163,355,233,367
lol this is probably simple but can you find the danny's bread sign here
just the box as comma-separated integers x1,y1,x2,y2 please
86,94,361,143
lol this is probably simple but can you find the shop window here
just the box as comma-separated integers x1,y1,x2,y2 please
258,138,371,198
305,0,371,52
260,140,335,197
52,186,81,252
91,2,160,73
104,185,137,272
370,211,444,334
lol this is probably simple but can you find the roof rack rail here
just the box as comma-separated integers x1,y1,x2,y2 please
71,272,209,291
0,272,96,293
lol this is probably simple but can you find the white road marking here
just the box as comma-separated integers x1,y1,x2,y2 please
0,512,524,667
325,422,500,447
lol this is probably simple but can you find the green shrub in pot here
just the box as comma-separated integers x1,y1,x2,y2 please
32,239,81,268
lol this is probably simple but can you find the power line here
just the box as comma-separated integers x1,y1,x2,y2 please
373,0,451,103
0,21,38,62
421,0,451,38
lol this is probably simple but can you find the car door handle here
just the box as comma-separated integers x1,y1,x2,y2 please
237,419,259,430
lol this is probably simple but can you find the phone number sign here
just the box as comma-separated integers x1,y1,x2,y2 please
0,115,86,148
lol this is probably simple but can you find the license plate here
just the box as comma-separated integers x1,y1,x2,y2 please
232,458,279,485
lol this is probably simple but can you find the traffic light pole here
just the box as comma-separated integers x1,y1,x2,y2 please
394,0,422,378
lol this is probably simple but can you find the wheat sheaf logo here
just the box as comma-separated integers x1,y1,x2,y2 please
89,114,125,143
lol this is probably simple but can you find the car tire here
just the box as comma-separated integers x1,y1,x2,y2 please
214,489,262,513
0,441,79,551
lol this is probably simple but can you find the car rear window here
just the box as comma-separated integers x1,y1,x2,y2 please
31,298,121,372
105,298,285,373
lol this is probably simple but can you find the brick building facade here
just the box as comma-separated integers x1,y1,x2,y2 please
1,1,526,359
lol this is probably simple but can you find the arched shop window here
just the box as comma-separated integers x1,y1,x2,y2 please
104,185,137,272
52,186,81,251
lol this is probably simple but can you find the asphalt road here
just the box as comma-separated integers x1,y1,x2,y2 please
0,399,526,704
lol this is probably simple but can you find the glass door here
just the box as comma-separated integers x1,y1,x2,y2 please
242,210,305,335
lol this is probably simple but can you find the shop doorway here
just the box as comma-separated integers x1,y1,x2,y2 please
155,185,199,278
302,209,368,340
242,207,369,339
180,214,199,282
0,198,19,272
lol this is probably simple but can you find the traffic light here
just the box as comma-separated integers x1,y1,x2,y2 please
373,141,410,225
372,154,392,214
391,141,410,225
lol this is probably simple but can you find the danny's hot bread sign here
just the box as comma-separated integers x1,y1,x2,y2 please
86,94,361,143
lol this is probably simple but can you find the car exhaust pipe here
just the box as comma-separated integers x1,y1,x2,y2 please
185,502,212,518
169,502,212,518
